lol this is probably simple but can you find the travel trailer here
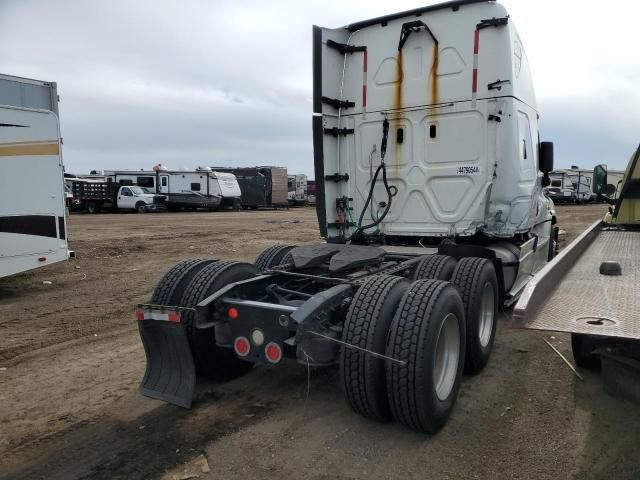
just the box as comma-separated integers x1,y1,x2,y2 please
288,174,308,205
0,74,69,278
545,171,591,203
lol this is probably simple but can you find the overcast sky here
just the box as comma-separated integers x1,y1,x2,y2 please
1,0,638,176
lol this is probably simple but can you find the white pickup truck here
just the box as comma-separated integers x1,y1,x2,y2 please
70,181,167,213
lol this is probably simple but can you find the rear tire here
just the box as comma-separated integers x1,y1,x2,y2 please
386,280,465,433
340,275,409,421
571,334,601,370
87,202,99,214
180,261,258,379
451,257,499,375
150,259,216,306
412,255,457,281
254,244,295,271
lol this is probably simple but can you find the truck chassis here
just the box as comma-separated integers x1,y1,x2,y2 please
138,243,506,432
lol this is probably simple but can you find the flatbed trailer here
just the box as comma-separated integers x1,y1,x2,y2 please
515,146,640,403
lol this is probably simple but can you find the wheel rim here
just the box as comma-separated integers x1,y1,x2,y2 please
478,282,495,348
434,313,461,401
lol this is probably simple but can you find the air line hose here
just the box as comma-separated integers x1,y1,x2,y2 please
353,118,398,238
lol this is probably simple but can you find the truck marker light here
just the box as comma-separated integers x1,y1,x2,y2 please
134,309,180,322
228,307,239,320
38,256,46,262
265,342,282,364
251,329,265,346
471,28,480,107
234,337,250,357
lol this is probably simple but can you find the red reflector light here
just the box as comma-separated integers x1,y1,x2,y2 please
135,308,145,321
38,257,46,262
234,336,250,357
228,307,239,320
265,342,282,364
168,311,181,323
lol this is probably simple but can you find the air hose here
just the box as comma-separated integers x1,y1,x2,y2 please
352,118,398,238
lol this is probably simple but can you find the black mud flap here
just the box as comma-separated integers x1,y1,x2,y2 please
138,319,195,408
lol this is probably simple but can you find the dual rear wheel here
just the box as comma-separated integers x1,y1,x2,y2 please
340,256,499,433
150,258,258,380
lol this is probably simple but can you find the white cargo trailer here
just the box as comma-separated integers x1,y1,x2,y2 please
0,103,69,278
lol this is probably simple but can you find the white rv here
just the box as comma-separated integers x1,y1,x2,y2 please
0,75,69,278
545,171,591,203
103,168,242,210
288,174,308,205
554,167,625,201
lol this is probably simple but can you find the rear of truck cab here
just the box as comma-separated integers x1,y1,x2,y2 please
313,0,550,241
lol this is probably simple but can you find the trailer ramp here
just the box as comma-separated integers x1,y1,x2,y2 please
514,221,640,339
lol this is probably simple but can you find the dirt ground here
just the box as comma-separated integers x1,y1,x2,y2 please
1,204,639,480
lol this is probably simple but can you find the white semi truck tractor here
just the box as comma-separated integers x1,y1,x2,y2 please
136,0,558,433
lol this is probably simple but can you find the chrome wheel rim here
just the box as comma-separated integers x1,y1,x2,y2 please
434,313,461,401
478,282,495,348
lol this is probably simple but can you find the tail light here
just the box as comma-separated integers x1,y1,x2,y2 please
234,337,250,357
265,342,282,364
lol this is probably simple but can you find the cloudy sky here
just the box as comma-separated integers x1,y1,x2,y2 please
1,0,638,176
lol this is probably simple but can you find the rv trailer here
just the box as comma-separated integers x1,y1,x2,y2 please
0,74,69,278
288,174,308,205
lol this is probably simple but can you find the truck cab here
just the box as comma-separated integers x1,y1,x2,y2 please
116,185,165,212
135,1,559,433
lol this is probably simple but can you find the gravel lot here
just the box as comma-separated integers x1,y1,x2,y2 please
1,204,638,480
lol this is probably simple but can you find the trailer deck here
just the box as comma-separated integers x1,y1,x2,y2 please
514,221,640,339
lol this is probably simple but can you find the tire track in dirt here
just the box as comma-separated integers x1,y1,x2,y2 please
0,363,320,480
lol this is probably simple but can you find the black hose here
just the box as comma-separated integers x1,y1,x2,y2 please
353,118,396,237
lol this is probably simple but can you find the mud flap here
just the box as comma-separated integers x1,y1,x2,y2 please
138,319,195,408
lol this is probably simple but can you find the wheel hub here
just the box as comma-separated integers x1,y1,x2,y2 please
478,282,495,348
434,313,460,401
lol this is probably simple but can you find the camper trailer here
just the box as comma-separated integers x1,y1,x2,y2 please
0,74,69,278
545,171,591,203
103,168,242,210
288,174,308,205
554,167,625,201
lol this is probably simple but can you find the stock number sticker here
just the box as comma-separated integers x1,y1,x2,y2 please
456,166,480,175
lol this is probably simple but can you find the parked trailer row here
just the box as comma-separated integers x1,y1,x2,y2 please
0,74,70,279
105,168,242,211
66,167,309,213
